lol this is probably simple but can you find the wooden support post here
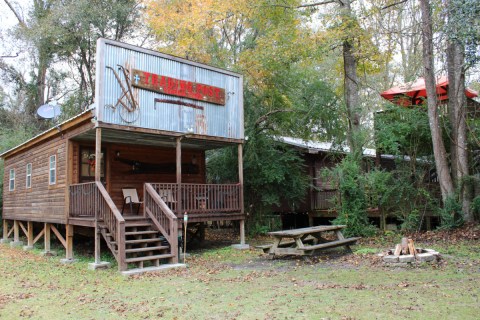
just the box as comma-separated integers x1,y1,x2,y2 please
13,220,19,242
232,143,248,250
10,220,23,247
94,222,101,264
239,143,245,245
44,223,51,253
24,221,34,250
117,221,127,271
176,137,182,215
95,128,102,182
94,128,101,264
65,225,74,260
238,143,244,215
240,220,246,245
1,220,10,242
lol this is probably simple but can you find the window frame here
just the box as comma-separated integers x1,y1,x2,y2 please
49,155,56,185
9,168,15,191
26,163,32,189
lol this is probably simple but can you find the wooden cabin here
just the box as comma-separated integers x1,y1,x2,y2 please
274,137,440,230
1,39,246,274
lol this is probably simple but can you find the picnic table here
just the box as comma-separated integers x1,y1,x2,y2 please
257,225,360,256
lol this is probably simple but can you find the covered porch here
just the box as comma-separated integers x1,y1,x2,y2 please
65,124,245,272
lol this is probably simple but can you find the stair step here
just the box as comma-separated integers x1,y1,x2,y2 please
126,254,174,263
125,246,169,253
125,222,151,228
126,238,163,244
121,264,186,276
123,215,146,220
126,230,158,236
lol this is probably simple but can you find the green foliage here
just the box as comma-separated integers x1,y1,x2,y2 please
438,196,464,230
472,196,480,221
375,105,432,158
247,214,282,236
207,133,309,233
324,155,376,237
399,209,421,232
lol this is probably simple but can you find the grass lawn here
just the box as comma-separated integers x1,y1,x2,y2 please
0,227,479,319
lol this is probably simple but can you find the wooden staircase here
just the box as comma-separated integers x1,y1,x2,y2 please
101,216,176,270
71,181,181,274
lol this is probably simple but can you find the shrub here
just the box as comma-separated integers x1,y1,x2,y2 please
438,196,464,229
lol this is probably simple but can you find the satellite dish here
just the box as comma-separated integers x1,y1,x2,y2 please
37,103,61,119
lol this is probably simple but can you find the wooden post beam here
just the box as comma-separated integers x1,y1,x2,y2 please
13,220,20,242
1,220,12,243
94,222,101,264
232,143,248,250
44,223,51,253
24,221,34,250
65,224,74,260
10,220,23,247
176,137,182,215
239,143,245,245
95,128,102,182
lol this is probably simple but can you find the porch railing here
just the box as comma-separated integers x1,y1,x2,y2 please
69,182,126,271
149,183,241,214
144,183,178,263
69,182,97,218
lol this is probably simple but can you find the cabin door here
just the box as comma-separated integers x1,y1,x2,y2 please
79,146,106,184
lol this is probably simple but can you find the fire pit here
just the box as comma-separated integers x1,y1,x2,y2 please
379,237,440,263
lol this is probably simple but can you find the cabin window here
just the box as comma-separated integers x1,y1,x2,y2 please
9,169,15,191
49,155,56,185
26,163,32,188
80,147,105,182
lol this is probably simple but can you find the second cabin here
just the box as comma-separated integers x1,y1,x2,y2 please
1,39,246,274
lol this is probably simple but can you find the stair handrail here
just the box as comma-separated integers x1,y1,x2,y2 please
144,183,178,263
95,181,127,271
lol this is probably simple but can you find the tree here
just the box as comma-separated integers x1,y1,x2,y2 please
147,0,343,225
420,0,455,206
1,0,144,121
444,0,480,222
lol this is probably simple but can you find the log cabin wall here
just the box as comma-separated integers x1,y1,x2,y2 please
2,120,94,224
71,142,206,210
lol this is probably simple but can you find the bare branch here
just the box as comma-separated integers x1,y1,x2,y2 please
0,53,19,58
382,0,408,10
3,0,27,28
267,0,338,9
255,109,297,126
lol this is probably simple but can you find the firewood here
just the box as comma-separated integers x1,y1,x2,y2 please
394,244,402,256
401,237,408,255
408,239,416,256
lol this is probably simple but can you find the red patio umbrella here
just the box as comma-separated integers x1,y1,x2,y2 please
380,76,478,106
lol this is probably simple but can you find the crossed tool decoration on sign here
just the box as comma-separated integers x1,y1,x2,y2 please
106,64,139,123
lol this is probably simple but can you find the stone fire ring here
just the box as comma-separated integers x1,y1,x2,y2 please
380,249,440,263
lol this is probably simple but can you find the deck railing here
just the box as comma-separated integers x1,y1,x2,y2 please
69,182,97,218
69,182,126,271
149,183,241,215
144,183,178,263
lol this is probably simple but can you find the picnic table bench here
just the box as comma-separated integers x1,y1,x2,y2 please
256,225,360,256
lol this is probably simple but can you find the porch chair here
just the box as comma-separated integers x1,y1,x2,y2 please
122,188,143,215
158,189,176,206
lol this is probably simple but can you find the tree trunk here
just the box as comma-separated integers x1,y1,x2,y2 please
420,0,455,203
341,0,361,156
447,37,472,221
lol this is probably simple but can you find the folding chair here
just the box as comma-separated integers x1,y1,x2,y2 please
122,188,143,215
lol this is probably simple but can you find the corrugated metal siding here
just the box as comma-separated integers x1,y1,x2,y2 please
96,39,243,140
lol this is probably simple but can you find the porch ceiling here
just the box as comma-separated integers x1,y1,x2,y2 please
72,127,239,150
